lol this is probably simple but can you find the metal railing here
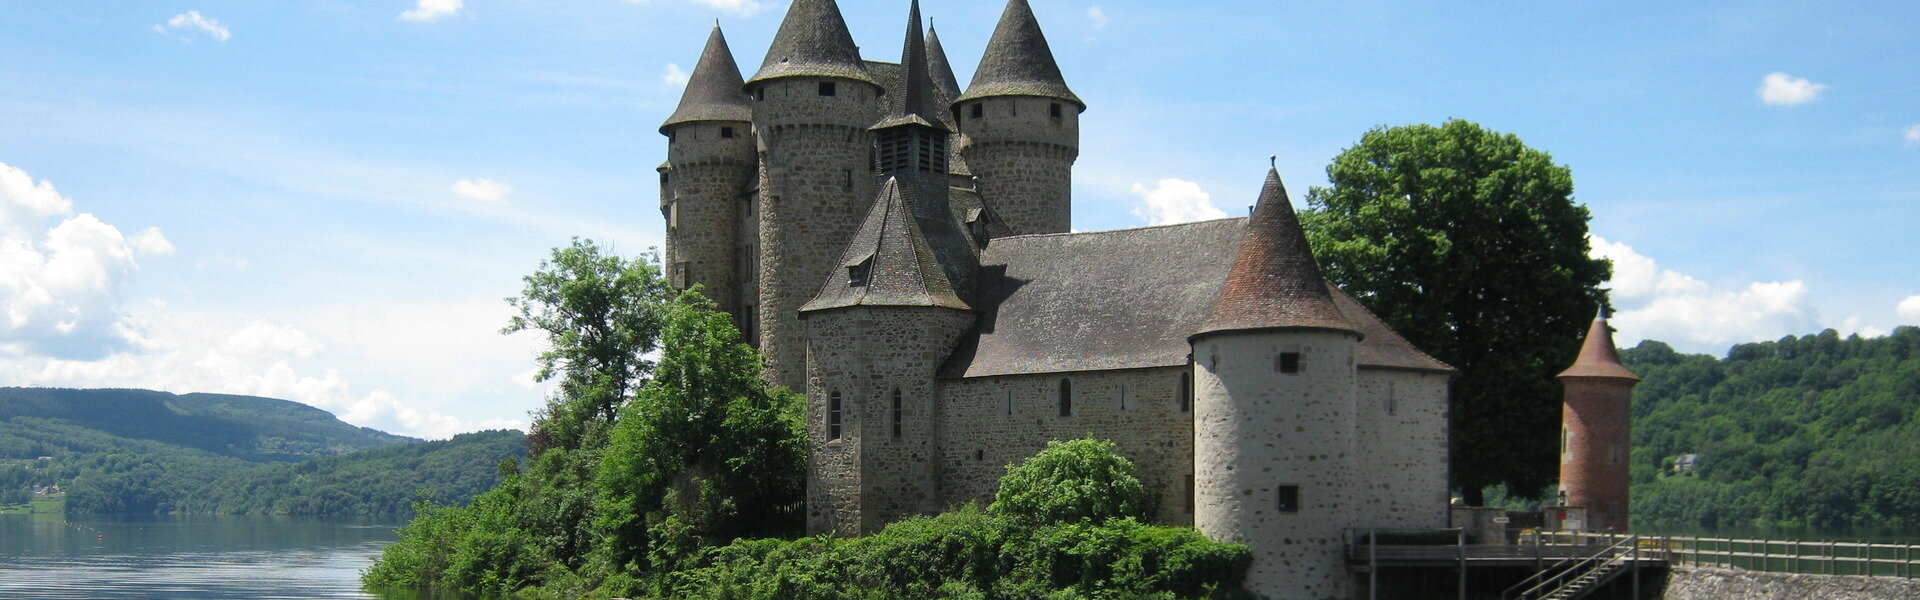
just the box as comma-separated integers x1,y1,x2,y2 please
1652,535,1920,578
1504,535,1638,600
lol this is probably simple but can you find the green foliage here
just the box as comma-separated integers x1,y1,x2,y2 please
1301,119,1611,504
181,430,526,516
1625,328,1920,533
506,238,674,454
991,439,1151,526
0,388,408,462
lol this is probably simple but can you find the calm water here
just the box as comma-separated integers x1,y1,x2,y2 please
0,513,399,599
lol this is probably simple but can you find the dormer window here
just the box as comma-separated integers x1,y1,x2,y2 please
818,81,837,96
846,254,873,287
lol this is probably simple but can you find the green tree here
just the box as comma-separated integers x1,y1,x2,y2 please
595,295,808,582
1301,119,1610,505
990,438,1151,526
505,238,674,454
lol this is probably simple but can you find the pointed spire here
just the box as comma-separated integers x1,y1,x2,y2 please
1194,168,1355,339
1558,314,1640,380
662,25,753,132
748,0,876,86
873,0,947,131
802,178,971,313
957,0,1081,108
926,23,962,113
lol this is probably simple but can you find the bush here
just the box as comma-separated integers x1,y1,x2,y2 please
991,439,1151,526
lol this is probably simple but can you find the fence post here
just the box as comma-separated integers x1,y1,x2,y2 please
1458,529,1467,600
1762,537,1770,573
1369,530,1378,600
1829,541,1837,575
1632,536,1642,600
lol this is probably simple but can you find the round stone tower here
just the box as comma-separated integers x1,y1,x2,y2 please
746,0,883,392
1557,315,1640,533
954,0,1080,236
1191,168,1361,600
661,25,756,318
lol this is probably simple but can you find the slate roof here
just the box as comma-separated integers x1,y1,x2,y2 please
1558,316,1640,380
940,216,1452,378
957,0,1083,108
1193,168,1356,339
749,0,877,87
662,26,753,132
872,1,948,131
802,178,970,313
926,25,964,115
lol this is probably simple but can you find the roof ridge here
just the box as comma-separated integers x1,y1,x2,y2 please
991,216,1248,242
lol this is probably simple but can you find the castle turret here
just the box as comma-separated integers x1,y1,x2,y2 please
955,0,1080,236
800,177,975,536
662,25,756,319
1557,315,1639,533
871,0,977,294
747,0,884,391
1191,168,1362,600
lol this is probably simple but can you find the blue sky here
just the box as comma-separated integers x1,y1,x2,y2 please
2,0,1916,437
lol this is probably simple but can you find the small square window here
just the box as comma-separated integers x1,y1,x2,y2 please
1049,103,1063,118
970,103,984,119
1276,485,1300,513
753,87,765,101
1278,352,1302,374
976,449,985,461
818,81,837,96
720,126,735,139
847,260,872,287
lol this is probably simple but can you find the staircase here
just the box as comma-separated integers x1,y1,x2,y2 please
1504,535,1641,600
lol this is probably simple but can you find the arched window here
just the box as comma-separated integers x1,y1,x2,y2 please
890,388,903,439
1058,379,1073,417
1178,372,1192,413
828,391,843,440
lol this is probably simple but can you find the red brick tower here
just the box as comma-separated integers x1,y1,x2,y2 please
1557,315,1640,532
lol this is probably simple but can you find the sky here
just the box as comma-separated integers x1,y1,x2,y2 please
1,0,1916,438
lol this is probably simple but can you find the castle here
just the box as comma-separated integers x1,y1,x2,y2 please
658,1,1458,598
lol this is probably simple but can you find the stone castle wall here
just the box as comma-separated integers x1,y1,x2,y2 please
751,76,881,392
1351,368,1452,530
937,366,1196,525
1662,567,1920,600
955,95,1076,236
1193,331,1361,600
804,306,976,536
1560,376,1635,532
663,120,755,316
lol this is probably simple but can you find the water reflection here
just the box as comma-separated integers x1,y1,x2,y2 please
0,513,397,599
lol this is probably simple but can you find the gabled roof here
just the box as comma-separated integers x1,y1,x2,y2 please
957,0,1082,108
1193,168,1356,339
939,217,1451,379
1558,316,1640,380
662,25,753,132
748,0,877,86
802,178,971,313
873,0,948,131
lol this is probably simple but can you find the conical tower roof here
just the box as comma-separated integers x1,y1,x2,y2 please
957,0,1082,108
926,24,963,113
662,25,753,132
749,0,877,86
1558,315,1640,380
1194,168,1356,339
873,0,948,131
802,178,971,313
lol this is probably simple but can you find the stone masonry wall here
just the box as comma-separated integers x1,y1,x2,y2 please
751,76,880,393
1351,369,1451,530
804,306,975,536
956,96,1076,236
663,120,755,317
1561,376,1635,532
1194,331,1360,600
1662,566,1920,600
938,366,1196,525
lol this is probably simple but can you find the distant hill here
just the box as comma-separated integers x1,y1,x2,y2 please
1626,327,1920,533
0,388,524,515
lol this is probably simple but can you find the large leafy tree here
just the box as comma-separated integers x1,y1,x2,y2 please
1301,119,1611,505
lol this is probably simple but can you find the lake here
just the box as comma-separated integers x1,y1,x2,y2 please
0,513,398,599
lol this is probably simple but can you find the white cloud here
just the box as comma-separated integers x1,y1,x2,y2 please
624,0,764,17
1592,235,1829,350
662,63,690,88
1904,125,1920,146
1758,72,1826,106
1086,6,1109,29
1130,178,1227,226
1897,295,1920,324
451,178,513,203
153,11,231,43
0,163,169,360
400,0,465,23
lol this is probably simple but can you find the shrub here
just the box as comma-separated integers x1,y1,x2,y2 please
991,439,1151,526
